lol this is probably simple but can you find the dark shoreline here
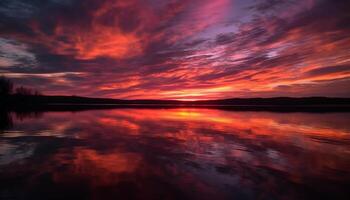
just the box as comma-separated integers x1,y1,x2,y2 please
3,103,350,113
2,95,350,113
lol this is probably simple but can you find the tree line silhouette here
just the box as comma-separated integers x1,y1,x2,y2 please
0,76,41,97
1,76,349,113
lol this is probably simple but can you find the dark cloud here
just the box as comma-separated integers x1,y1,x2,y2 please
247,0,295,12
215,32,235,45
306,65,350,77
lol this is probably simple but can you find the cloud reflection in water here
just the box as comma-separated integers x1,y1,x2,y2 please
0,109,350,199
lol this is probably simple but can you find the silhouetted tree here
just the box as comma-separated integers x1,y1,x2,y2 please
34,90,42,96
0,111,13,131
15,86,34,96
0,76,13,96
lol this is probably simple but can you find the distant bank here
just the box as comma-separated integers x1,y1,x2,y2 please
1,95,350,112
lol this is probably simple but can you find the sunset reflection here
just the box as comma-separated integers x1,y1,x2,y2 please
1,109,350,199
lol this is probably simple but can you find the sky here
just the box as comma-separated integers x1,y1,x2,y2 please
0,0,349,100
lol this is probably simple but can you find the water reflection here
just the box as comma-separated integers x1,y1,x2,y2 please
1,109,350,200
0,111,12,131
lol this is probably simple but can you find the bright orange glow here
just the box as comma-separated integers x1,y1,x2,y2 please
160,86,233,100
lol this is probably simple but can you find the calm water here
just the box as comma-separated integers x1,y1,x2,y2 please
1,108,350,200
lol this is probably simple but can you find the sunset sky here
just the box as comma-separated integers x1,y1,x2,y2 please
0,0,349,100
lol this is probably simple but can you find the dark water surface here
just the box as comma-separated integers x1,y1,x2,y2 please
1,108,350,200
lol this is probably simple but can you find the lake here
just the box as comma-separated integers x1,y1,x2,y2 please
1,108,350,200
